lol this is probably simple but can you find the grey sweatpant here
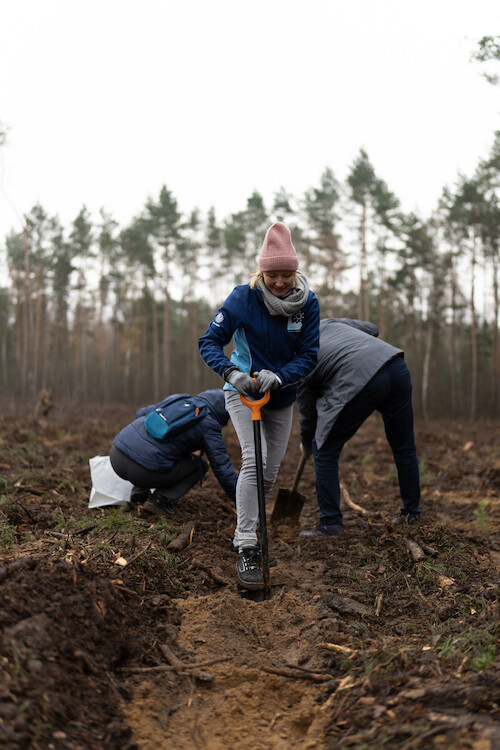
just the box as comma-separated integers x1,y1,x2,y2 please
225,390,293,551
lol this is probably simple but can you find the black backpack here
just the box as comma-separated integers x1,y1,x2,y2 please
144,394,210,440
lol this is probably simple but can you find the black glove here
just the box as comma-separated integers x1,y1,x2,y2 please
227,370,257,395
253,370,282,392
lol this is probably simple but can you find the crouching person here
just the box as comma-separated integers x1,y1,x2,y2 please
110,389,237,515
297,318,421,537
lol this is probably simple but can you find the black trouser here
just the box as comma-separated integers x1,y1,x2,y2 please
110,445,208,502
313,355,421,525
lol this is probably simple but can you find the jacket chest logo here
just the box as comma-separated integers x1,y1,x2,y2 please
287,311,304,332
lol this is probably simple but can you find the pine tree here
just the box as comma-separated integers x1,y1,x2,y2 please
120,216,157,400
70,207,93,401
146,186,182,397
347,149,400,323
303,167,342,316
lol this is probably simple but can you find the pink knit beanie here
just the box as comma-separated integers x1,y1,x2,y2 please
258,222,299,272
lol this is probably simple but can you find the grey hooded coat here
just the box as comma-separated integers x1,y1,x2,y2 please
297,318,403,450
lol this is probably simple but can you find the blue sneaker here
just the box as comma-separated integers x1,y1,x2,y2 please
299,522,344,539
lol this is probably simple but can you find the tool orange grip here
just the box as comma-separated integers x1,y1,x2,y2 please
240,389,270,420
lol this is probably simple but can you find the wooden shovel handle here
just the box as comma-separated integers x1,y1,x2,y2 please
291,454,307,494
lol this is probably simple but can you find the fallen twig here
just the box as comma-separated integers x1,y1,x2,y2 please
44,530,69,539
284,662,330,675
319,642,357,655
403,537,426,561
122,656,231,674
324,691,348,719
119,541,153,570
110,580,141,596
74,524,98,536
262,665,332,682
272,585,286,612
340,481,368,515
159,643,213,682
187,560,232,586
12,482,44,496
400,725,451,749
168,522,196,552
375,592,384,616
15,500,38,523
420,542,439,556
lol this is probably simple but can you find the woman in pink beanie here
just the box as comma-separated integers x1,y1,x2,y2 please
199,222,320,589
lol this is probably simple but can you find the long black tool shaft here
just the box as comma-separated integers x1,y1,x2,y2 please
253,420,270,598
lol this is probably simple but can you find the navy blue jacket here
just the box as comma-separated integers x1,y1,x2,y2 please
113,389,237,501
198,283,320,409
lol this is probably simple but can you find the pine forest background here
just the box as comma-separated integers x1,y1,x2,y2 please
1,129,500,420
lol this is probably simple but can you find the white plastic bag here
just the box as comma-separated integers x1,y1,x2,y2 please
88,455,134,508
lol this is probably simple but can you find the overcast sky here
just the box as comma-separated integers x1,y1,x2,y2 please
0,0,499,245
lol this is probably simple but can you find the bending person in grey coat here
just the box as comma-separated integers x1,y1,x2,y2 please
297,318,421,537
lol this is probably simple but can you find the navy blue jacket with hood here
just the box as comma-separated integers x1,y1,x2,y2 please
113,389,238,501
198,283,320,409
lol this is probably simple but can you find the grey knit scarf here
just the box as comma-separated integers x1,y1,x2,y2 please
256,273,310,317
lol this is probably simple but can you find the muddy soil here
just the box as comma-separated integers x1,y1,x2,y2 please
0,401,499,749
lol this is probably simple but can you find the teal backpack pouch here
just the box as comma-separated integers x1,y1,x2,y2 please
144,410,169,439
144,396,210,440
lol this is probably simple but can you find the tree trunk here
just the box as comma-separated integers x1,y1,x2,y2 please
80,303,88,401
152,295,160,401
162,291,171,398
377,253,387,339
358,201,368,320
491,255,499,416
470,230,478,420
406,304,420,417
74,303,81,399
97,292,108,403
139,290,148,401
190,300,200,394
449,259,457,418
421,318,433,420
22,227,33,398
33,264,43,395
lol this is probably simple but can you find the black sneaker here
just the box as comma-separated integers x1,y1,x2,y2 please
392,511,420,526
229,540,277,567
143,491,176,516
237,547,264,590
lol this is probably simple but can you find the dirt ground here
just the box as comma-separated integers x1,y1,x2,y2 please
0,399,499,750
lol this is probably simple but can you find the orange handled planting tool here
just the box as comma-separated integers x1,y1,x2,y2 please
240,387,271,599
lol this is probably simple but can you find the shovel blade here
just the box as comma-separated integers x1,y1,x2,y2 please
271,488,306,523
239,585,278,601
